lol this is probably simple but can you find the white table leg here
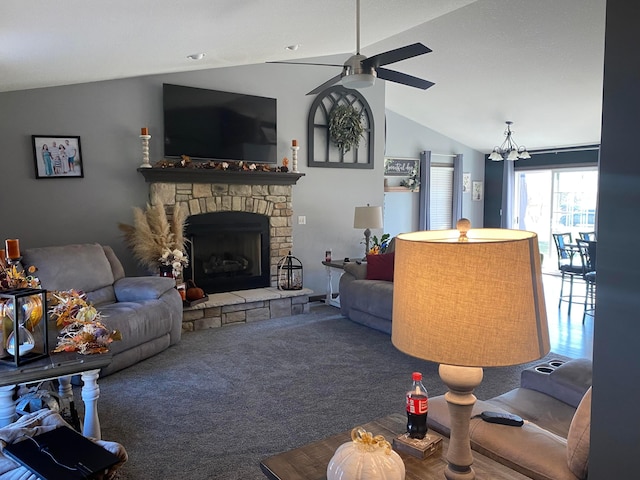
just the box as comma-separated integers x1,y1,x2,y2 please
57,375,73,402
0,385,16,427
80,369,101,439
325,265,333,305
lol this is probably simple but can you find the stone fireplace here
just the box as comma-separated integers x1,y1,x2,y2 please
140,168,304,293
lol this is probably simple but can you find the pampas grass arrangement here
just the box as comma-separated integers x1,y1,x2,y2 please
119,203,188,274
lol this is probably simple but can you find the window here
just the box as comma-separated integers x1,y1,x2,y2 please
514,167,598,270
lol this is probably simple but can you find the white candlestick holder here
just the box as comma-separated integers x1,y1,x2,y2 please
291,145,299,173
139,134,152,168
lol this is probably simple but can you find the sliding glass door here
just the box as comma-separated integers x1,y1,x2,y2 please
514,167,598,270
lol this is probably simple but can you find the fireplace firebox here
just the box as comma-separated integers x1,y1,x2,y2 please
184,212,270,293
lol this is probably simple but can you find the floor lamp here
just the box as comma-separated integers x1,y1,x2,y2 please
353,205,383,259
392,219,550,480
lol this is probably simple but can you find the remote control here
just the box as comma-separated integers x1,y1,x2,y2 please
480,411,524,427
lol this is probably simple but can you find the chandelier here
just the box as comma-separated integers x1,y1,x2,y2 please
488,121,531,161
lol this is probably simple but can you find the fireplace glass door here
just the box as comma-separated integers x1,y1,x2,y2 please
184,212,270,293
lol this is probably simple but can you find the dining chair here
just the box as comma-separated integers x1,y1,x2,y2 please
552,232,584,315
578,231,597,241
576,238,596,323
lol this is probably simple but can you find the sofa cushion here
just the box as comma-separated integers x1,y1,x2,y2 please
428,395,578,480
566,387,591,479
347,280,394,320
97,296,177,355
366,251,395,281
486,387,577,438
22,243,115,293
114,277,176,302
102,245,126,282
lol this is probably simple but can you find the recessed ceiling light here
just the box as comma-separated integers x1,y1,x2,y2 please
187,53,206,60
285,44,301,51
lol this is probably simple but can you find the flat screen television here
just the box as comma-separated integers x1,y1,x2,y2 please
163,83,277,163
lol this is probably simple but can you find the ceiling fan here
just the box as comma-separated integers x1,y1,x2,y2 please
274,0,435,96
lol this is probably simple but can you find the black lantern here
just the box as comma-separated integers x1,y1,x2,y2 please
277,252,303,291
0,288,49,366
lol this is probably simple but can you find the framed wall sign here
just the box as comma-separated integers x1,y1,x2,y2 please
32,135,84,179
384,157,419,176
472,181,483,201
463,172,471,193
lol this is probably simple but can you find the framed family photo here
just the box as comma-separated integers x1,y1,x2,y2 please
32,135,84,179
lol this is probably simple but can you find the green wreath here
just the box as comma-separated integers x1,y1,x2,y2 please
328,104,365,154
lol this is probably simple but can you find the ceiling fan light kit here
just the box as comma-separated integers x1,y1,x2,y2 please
488,121,531,161
341,54,376,89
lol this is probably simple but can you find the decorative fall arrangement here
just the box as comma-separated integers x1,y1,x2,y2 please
49,290,121,354
0,263,40,290
1,250,121,355
119,203,189,278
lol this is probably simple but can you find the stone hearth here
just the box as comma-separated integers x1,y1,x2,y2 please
181,287,313,332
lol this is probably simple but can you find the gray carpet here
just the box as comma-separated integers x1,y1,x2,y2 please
96,303,568,479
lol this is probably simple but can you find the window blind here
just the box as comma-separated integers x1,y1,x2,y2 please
430,166,454,230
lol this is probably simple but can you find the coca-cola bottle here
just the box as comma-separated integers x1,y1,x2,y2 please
406,371,428,439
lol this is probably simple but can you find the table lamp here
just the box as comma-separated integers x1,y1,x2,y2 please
353,205,383,258
392,219,549,480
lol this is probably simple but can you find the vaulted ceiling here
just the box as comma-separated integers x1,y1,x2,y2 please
2,0,605,153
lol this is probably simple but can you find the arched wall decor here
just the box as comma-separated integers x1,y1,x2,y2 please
307,86,374,169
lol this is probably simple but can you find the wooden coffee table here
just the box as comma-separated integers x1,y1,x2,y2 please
260,413,529,480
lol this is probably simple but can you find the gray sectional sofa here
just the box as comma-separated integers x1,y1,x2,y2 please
22,243,183,376
428,358,593,480
339,261,394,334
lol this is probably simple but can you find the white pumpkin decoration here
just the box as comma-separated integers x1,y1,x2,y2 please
327,427,406,480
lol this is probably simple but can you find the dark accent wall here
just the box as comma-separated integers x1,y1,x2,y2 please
590,2,640,477
483,148,600,228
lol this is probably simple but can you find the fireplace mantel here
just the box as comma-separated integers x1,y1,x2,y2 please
138,167,305,185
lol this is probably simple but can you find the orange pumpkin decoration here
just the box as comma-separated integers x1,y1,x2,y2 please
186,280,205,301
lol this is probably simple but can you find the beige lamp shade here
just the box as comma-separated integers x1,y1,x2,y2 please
392,227,550,367
353,206,383,229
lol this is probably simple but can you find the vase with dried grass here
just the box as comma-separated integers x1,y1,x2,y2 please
118,203,189,279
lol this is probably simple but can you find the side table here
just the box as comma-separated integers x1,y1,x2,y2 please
321,260,346,307
0,351,112,439
260,413,530,480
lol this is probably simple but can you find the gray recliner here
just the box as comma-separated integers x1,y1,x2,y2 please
21,243,183,376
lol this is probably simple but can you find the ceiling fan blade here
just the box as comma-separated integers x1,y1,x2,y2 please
363,43,432,69
306,73,343,96
267,61,344,67
376,67,435,90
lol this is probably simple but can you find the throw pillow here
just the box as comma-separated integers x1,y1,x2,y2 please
566,387,591,479
366,252,395,281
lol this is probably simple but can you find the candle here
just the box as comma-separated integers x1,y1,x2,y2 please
292,139,298,147
5,239,20,259
141,127,149,135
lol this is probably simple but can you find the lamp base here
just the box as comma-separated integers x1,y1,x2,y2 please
439,364,483,480
363,227,371,260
